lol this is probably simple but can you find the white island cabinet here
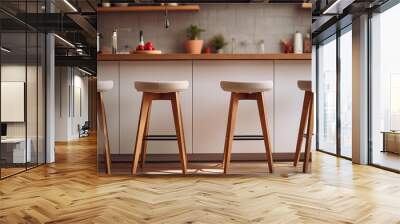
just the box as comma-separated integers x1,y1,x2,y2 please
97,54,312,160
274,60,313,153
193,60,274,154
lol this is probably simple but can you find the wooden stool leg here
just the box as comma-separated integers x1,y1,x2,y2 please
97,92,112,175
171,92,188,174
223,93,239,174
132,93,152,175
140,102,152,169
294,91,312,167
256,93,274,173
303,92,314,173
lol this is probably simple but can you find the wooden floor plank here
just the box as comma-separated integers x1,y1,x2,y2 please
0,135,400,223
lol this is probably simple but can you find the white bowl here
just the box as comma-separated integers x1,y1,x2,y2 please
102,3,111,7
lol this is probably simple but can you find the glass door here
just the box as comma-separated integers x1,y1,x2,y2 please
0,1,47,179
1,30,28,178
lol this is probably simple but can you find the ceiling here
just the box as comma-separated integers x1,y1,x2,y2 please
311,0,391,43
0,0,97,73
104,0,308,2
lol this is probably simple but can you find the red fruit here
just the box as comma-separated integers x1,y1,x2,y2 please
144,42,153,50
151,47,156,51
136,45,144,51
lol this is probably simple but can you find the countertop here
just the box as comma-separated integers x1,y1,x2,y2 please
97,53,312,61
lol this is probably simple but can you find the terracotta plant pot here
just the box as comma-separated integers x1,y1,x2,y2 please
185,40,204,54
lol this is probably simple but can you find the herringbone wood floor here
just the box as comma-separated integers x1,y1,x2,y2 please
1,135,400,224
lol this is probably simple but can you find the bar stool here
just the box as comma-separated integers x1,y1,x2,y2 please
293,80,314,173
220,81,274,174
131,81,189,175
97,80,114,175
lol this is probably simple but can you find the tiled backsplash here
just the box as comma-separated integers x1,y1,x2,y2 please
98,4,311,53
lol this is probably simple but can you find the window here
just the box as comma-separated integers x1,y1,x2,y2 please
340,28,352,158
316,25,353,159
370,3,400,171
390,75,400,130
317,36,337,154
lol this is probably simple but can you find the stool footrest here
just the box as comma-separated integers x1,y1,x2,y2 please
233,135,264,141
144,135,177,141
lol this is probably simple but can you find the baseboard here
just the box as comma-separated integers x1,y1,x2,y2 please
98,152,310,163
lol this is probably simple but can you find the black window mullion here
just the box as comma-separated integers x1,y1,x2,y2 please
0,22,2,179
24,0,28,171
336,27,341,157
367,11,373,165
36,0,39,168
316,44,320,151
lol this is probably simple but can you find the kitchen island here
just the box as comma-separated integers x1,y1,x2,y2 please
97,53,312,162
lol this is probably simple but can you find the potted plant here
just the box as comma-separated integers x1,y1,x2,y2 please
210,34,228,53
185,25,205,54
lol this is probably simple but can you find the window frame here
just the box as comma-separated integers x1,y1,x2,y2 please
315,24,353,160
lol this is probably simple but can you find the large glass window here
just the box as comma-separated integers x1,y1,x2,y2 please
316,26,353,159
340,28,352,158
370,3,400,171
317,36,337,154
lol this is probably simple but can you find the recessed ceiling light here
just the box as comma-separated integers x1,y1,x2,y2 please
63,0,78,12
1,47,11,53
54,34,76,48
77,67,93,76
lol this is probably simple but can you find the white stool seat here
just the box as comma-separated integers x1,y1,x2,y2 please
220,81,273,93
98,80,114,92
297,80,312,91
135,81,189,93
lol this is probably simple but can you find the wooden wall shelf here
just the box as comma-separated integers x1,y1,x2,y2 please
97,5,200,13
97,53,312,61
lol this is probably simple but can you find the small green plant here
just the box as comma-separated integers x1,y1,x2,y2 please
210,34,228,51
186,25,205,40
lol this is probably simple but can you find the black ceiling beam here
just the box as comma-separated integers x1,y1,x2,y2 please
55,55,96,71
13,13,84,32
0,18,27,32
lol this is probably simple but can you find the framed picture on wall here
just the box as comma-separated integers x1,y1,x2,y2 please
1,81,25,122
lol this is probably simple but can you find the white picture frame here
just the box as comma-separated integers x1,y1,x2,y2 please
1,81,25,122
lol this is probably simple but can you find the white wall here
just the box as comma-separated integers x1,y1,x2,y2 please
1,65,36,138
55,67,89,141
72,73,89,138
1,63,46,164
1,65,26,136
